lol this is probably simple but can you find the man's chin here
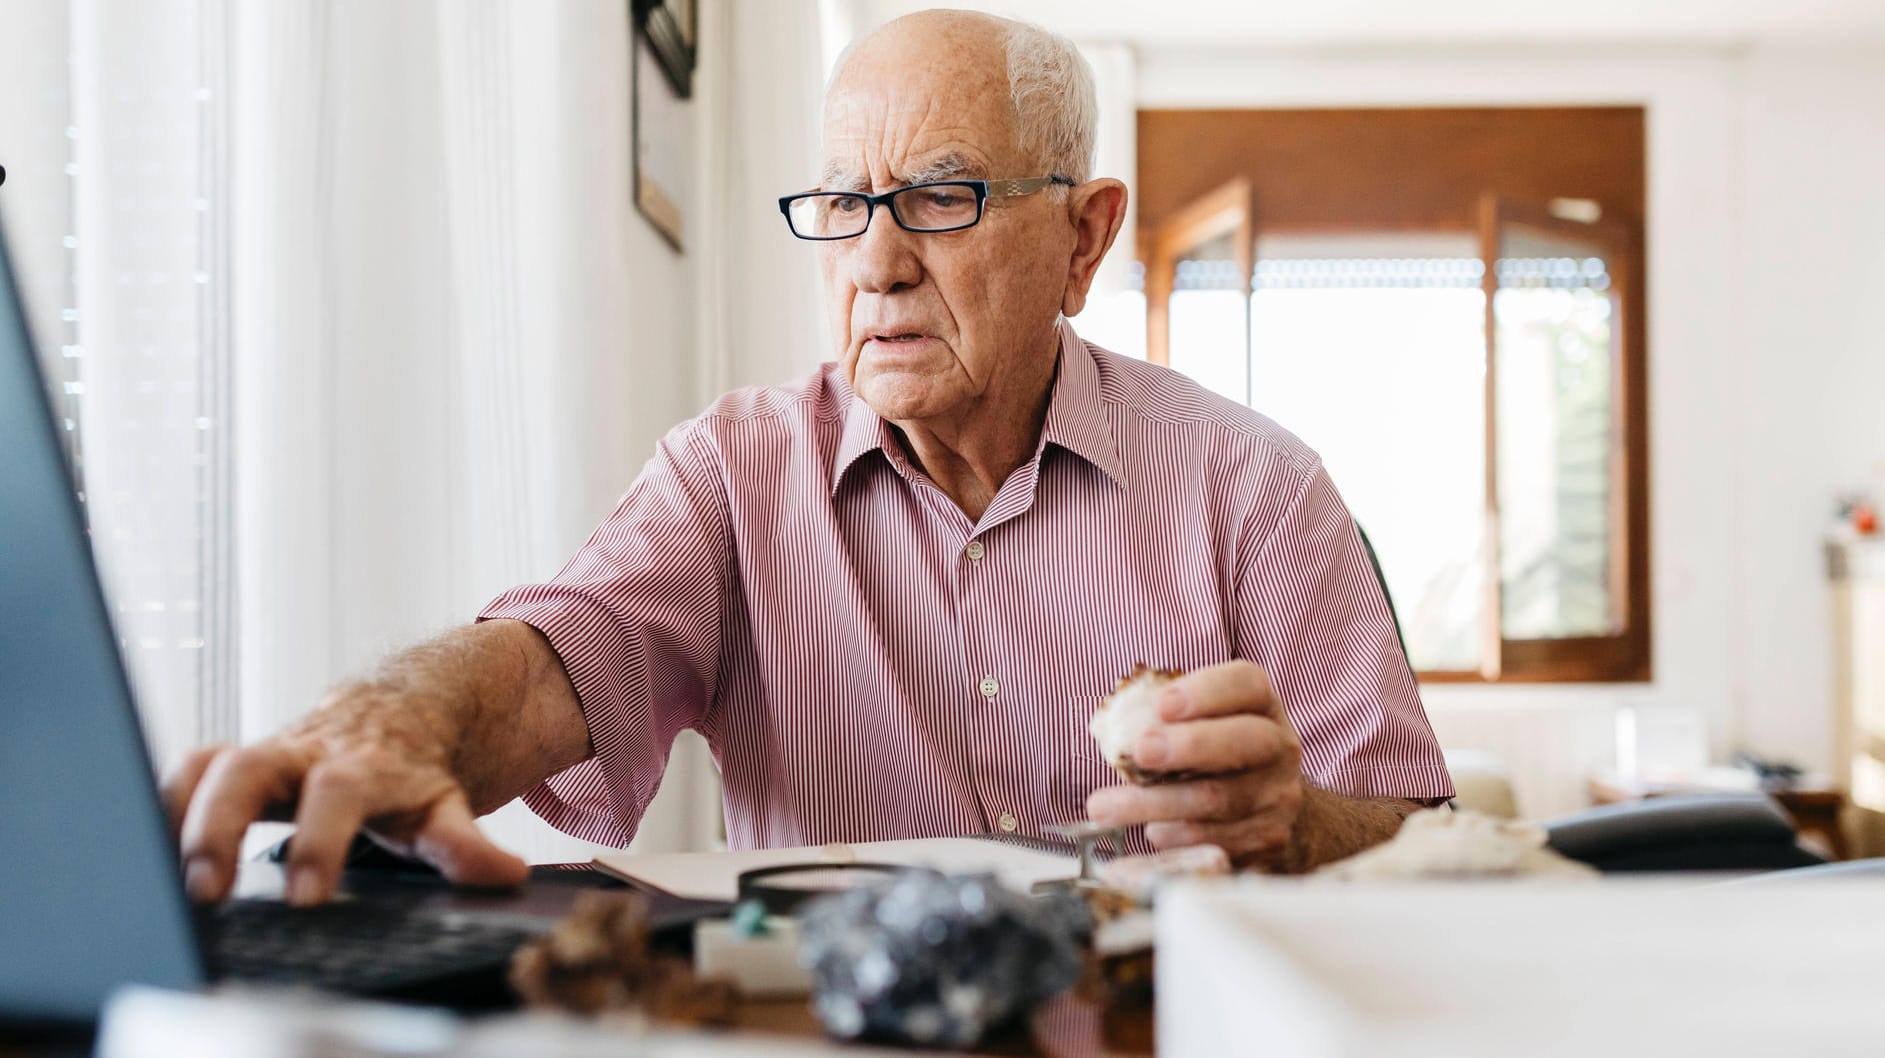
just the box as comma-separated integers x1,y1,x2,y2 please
853,369,954,424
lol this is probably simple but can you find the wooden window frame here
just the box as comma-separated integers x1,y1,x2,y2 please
1144,178,1254,371
1138,108,1651,684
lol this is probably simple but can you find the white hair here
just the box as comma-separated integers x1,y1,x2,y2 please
828,14,1099,185
1002,20,1097,185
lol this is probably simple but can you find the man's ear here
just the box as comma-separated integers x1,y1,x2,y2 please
1059,178,1129,318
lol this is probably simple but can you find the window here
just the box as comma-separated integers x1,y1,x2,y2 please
1139,108,1649,682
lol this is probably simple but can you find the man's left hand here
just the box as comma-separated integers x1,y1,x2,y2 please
1085,660,1306,871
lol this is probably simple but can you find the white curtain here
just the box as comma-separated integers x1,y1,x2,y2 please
28,0,838,863
63,0,239,771
229,0,713,862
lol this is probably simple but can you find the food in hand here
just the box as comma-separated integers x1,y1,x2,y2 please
1088,664,1197,785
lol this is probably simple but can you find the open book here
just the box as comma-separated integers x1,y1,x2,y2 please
593,835,1077,902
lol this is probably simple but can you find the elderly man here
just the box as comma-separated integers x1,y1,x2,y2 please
167,10,1452,907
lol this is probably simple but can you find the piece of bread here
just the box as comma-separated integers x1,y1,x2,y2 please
1087,665,1201,785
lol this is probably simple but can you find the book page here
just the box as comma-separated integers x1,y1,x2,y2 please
593,836,1076,902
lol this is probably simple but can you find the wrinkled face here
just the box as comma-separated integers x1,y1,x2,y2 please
818,24,1076,427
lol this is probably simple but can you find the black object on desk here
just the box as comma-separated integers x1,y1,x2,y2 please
735,862,913,915
1546,793,1827,873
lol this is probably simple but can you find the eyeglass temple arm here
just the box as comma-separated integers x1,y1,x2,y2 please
986,175,1075,197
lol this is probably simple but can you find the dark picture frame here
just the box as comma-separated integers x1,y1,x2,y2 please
632,0,696,99
631,11,690,252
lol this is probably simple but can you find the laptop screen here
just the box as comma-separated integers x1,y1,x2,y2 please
0,225,208,1022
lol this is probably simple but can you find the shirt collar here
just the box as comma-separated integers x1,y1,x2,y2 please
831,317,1124,496
832,378,900,496
1038,317,1126,487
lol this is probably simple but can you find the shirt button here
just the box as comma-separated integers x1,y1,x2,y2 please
998,812,1018,833
965,540,985,561
978,676,999,699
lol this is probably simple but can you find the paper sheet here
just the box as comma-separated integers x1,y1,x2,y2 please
593,836,1076,902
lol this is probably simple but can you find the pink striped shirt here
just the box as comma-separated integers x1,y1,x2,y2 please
480,319,1453,853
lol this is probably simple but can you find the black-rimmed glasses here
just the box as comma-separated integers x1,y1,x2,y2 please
778,176,1075,241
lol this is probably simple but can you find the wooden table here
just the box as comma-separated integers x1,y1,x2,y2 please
1588,773,1849,860
1,994,1152,1058
724,994,1153,1056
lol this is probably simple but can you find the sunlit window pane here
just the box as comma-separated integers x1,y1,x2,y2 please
1247,233,1487,672
1160,227,1626,670
1076,261,1147,360
1168,233,1247,403
1493,234,1618,640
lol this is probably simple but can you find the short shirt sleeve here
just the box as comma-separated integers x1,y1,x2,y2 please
477,422,732,847
1233,460,1455,802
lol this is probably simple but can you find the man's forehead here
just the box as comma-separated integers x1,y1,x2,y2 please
819,149,990,191
820,87,1016,190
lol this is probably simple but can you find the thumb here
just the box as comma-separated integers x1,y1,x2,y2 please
411,792,530,888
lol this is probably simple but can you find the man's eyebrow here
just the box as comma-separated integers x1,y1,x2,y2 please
820,162,868,192
817,153,986,192
903,154,983,185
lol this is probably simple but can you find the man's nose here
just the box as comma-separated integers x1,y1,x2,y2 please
846,205,924,294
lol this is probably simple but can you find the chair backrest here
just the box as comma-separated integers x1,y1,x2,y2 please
1353,521,1411,664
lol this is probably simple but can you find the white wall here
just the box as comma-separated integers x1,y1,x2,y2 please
1135,41,1885,814
861,0,1885,49
695,0,830,393
1736,46,1885,770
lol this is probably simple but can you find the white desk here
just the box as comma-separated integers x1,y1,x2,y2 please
1158,878,1885,1058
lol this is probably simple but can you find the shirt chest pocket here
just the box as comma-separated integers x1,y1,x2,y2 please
1044,696,1123,826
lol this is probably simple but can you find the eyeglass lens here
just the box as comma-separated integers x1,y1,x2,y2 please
788,184,981,238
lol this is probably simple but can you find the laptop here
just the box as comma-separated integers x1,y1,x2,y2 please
0,226,723,1026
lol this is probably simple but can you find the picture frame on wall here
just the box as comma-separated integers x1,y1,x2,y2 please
633,0,696,99
631,5,693,252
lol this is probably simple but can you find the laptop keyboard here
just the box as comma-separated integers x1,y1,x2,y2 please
210,897,541,996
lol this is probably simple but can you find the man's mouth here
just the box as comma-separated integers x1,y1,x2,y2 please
870,332,929,343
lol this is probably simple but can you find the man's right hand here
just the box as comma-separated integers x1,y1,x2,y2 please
160,620,591,906
163,698,530,907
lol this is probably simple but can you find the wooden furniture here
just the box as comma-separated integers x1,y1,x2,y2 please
7,990,1152,1058
1588,772,1848,861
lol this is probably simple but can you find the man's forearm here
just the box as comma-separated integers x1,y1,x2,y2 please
310,619,592,814
1280,784,1423,874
